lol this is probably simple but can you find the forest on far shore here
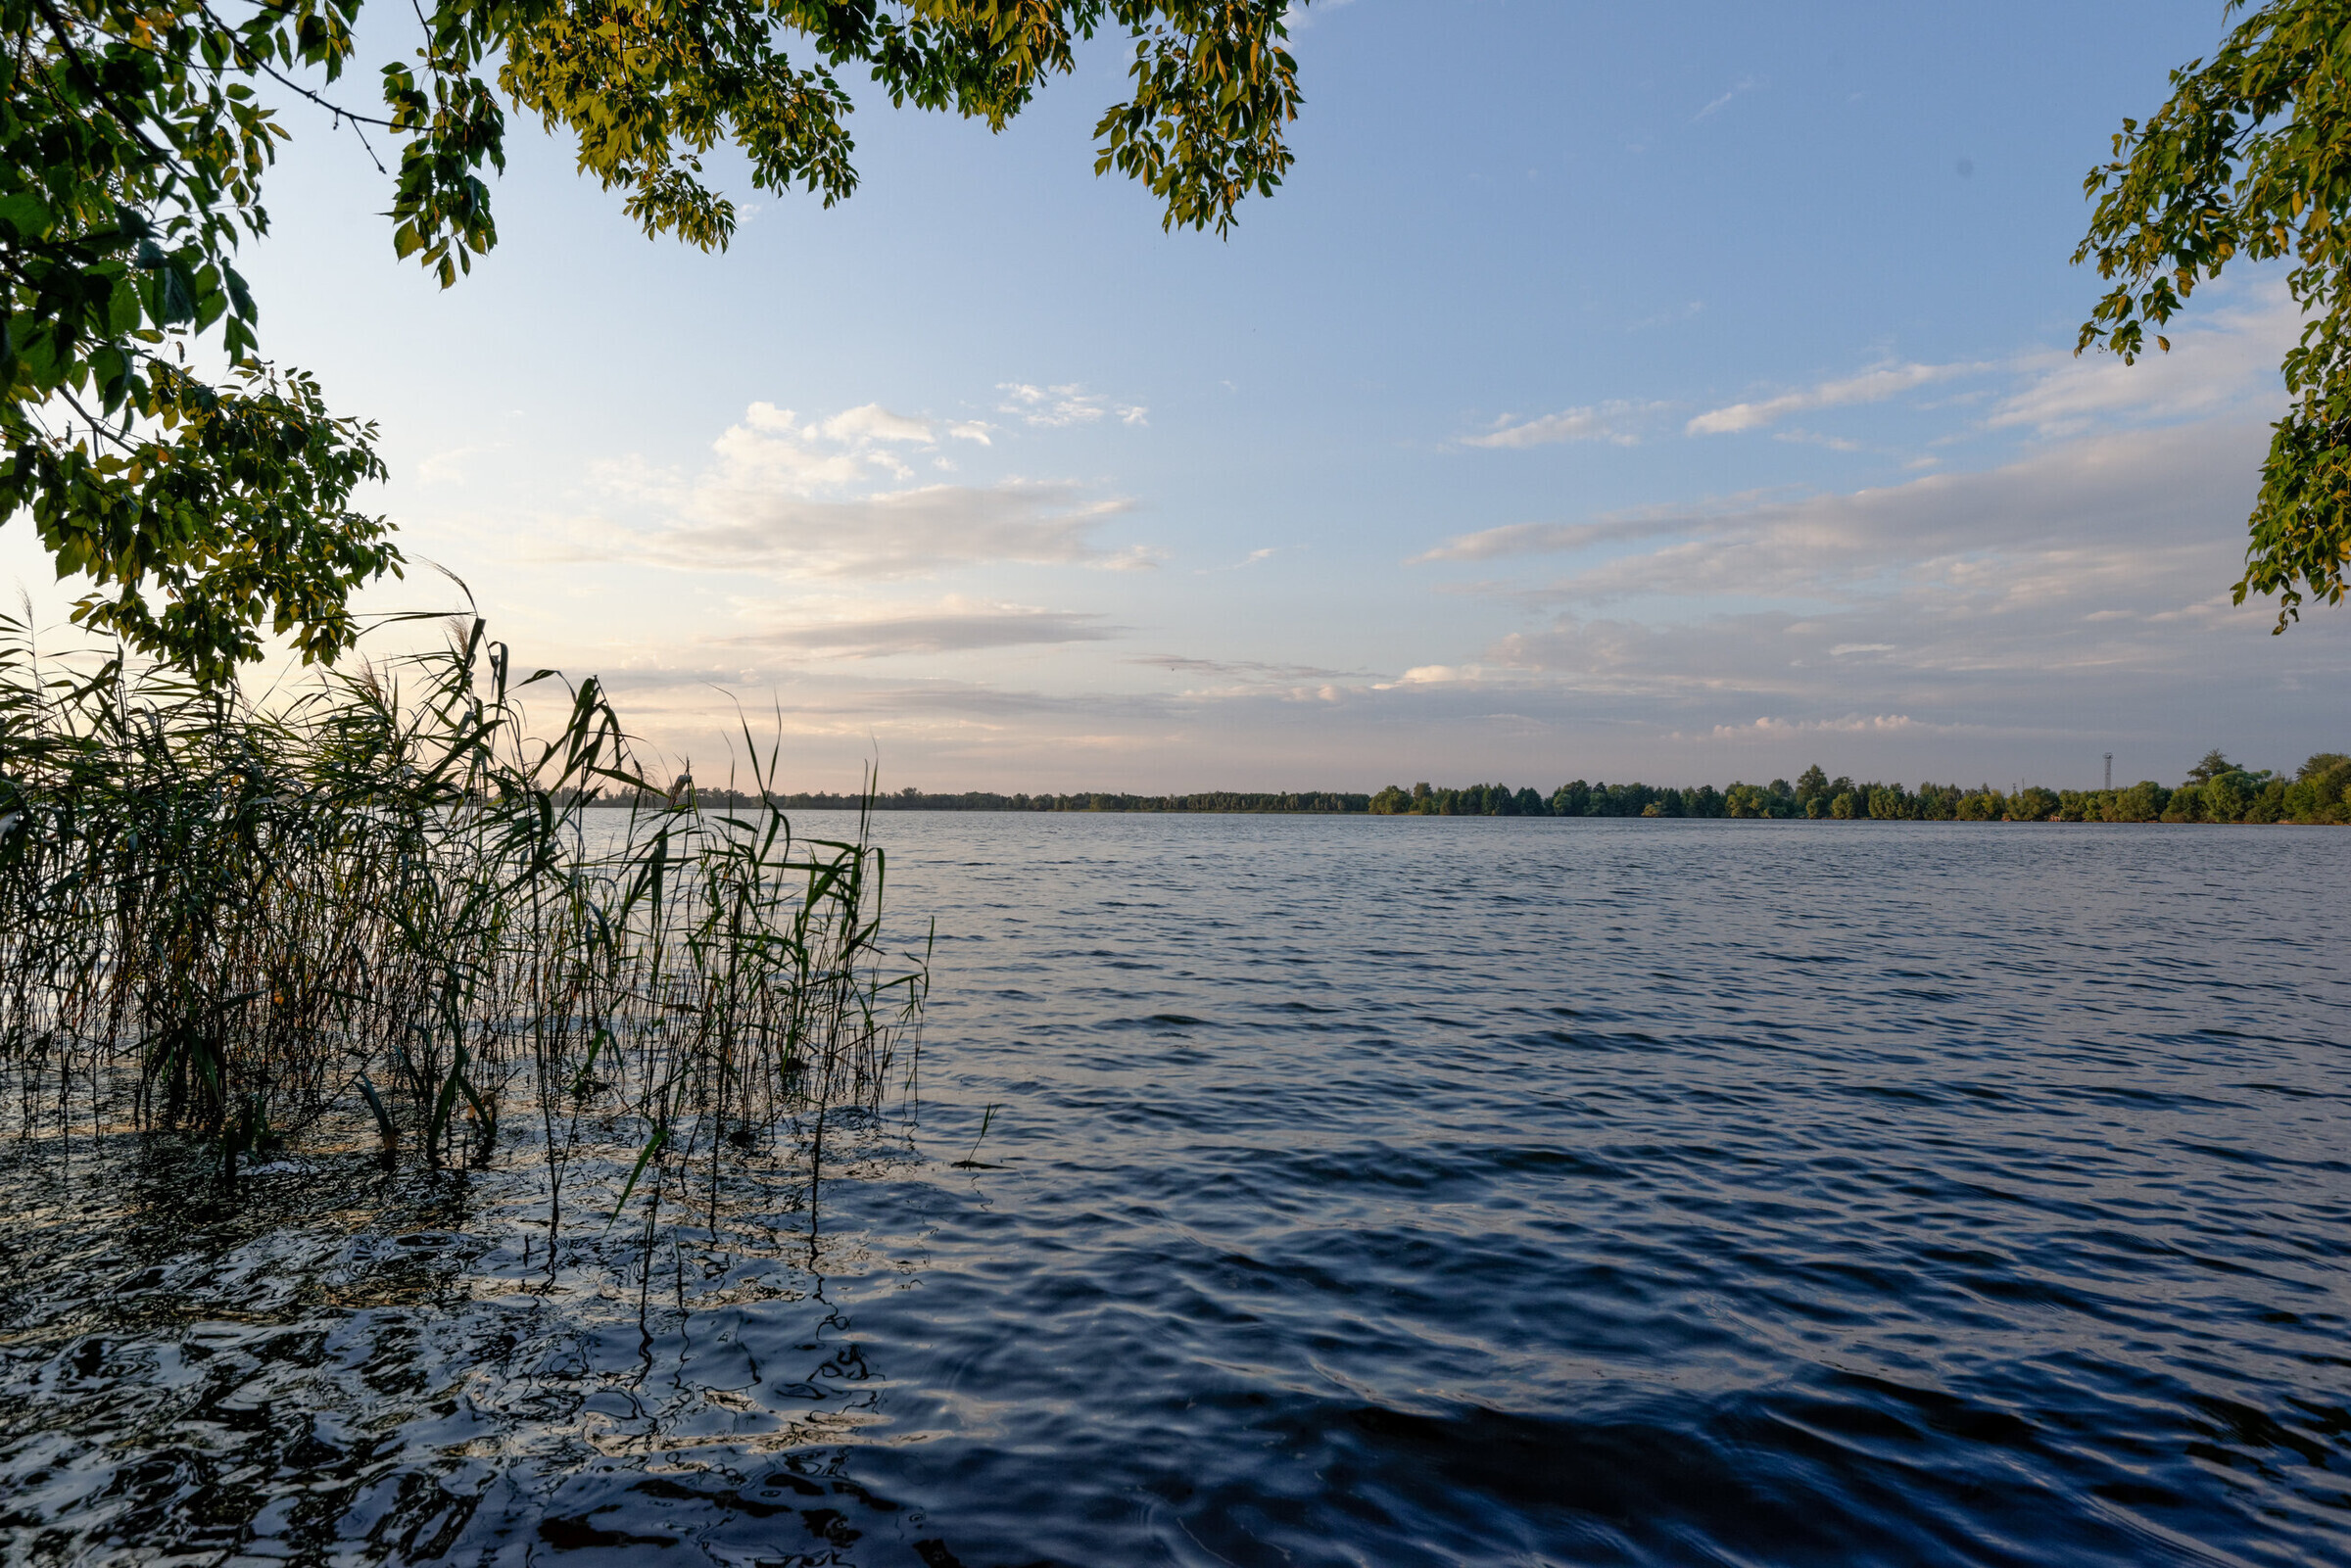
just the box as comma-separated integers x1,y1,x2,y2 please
1364,751,2350,824
603,752,2351,824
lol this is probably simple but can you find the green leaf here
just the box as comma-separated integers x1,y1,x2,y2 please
0,193,49,240
606,1126,668,1224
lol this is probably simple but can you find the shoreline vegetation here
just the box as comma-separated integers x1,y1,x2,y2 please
635,752,2351,825
0,615,927,1229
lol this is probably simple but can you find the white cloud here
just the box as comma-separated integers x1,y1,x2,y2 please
1197,546,1280,573
733,600,1122,658
439,300,2346,789
1710,714,1927,738
542,400,1150,579
816,404,935,444
997,383,1148,428
702,403,925,491
1682,281,2294,445
1988,284,2293,437
1695,76,1760,121
1378,664,1488,689
1514,422,2261,612
1130,653,1357,683
1422,416,2351,752
1688,360,1981,436
1627,301,1705,331
1410,504,1760,564
1466,296,2282,467
1461,401,1655,449
560,480,1140,579
1773,428,1863,452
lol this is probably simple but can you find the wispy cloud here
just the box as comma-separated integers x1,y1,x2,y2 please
997,383,1149,428
559,481,1147,579
1684,282,2295,444
1688,360,1981,435
1507,421,2267,611
542,401,1153,579
1128,651,1372,705
436,295,2344,789
1196,546,1280,573
1129,653,1357,682
733,601,1122,657
1772,427,1863,452
1410,508,1745,564
1628,301,1705,331
1695,75,1760,121
1707,713,1935,738
1988,283,2293,437
1461,401,1656,449
1438,418,2340,739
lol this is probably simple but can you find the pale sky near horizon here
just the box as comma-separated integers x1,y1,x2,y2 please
7,0,2348,794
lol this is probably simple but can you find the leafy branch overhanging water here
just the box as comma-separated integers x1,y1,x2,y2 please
0,605,927,1247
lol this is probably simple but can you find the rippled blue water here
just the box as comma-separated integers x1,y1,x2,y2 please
2,816,2347,1566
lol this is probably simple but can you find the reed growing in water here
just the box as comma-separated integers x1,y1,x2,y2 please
0,604,926,1242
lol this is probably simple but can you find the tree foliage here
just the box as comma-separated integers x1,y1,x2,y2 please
1,0,1307,681
1362,756,2351,825
2077,0,2351,631
0,0,396,684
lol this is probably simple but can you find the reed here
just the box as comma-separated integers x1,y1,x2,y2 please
0,602,926,1241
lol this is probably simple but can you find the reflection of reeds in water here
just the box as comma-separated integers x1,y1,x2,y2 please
0,602,927,1254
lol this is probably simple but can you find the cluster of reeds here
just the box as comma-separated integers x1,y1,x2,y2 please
0,602,926,1237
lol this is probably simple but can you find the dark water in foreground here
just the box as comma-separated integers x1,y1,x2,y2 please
3,817,2348,1567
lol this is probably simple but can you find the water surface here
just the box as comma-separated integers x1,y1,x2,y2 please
2,817,2345,1566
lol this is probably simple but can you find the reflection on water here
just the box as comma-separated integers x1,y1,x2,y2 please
0,1111,936,1564
3,816,2348,1566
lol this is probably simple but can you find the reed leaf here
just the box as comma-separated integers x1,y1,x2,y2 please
0,603,925,1244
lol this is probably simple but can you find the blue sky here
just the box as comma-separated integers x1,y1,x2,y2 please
9,0,2346,791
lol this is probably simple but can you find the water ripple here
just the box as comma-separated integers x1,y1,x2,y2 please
1,817,2346,1565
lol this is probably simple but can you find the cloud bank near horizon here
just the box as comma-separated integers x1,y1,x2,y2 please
157,287,2346,794
514,397,1157,580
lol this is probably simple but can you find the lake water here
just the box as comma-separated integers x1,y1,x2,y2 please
2,816,2346,1566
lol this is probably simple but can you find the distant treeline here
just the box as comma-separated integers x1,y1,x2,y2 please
1367,751,2351,825
583,787,1372,814
579,751,2351,825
